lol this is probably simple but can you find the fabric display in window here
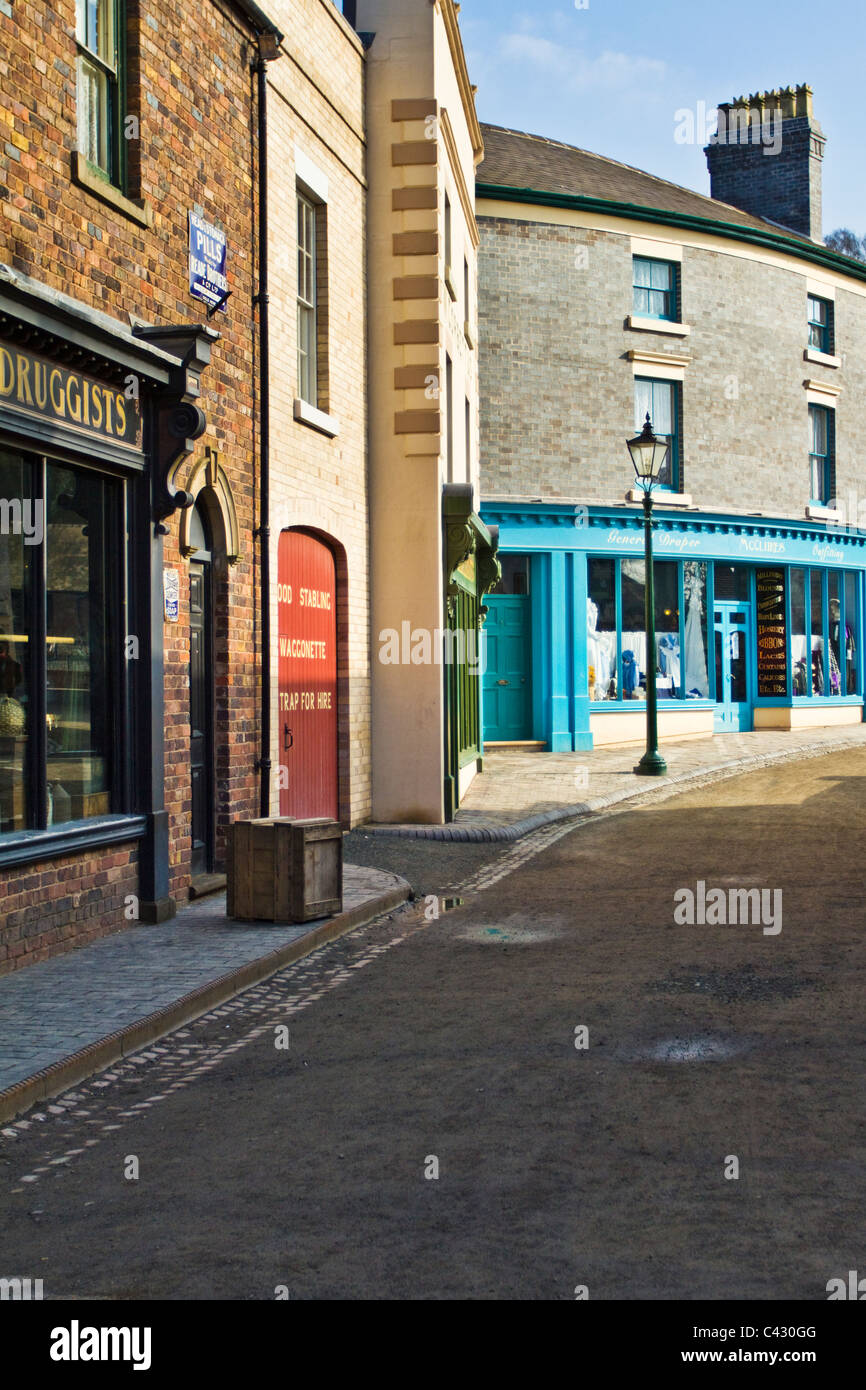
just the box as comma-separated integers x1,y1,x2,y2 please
622,649,638,697
656,633,680,693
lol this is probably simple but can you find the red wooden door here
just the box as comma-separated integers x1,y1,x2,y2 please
277,532,338,820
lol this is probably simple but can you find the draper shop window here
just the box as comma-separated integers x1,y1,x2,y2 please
588,557,682,702
297,193,318,407
0,452,123,834
76,0,126,188
634,378,679,489
791,566,858,698
633,257,677,321
807,295,833,354
843,571,858,694
587,558,617,701
808,404,834,505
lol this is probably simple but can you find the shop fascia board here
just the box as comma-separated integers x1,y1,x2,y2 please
479,501,866,548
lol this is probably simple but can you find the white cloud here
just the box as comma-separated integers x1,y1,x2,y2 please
498,32,667,93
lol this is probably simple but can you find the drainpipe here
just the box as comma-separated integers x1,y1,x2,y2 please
254,30,281,817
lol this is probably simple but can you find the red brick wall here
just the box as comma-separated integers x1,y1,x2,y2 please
0,844,139,975
0,0,262,965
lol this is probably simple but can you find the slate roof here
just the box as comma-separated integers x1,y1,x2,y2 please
477,123,815,245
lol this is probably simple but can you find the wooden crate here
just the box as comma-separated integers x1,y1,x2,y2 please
227,817,342,923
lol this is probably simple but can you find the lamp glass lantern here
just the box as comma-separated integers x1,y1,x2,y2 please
627,413,670,487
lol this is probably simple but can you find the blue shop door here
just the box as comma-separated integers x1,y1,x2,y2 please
483,595,532,741
713,604,753,732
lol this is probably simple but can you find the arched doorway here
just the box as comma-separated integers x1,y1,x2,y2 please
277,530,338,820
188,502,215,875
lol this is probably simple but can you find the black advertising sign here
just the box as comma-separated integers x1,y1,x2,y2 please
756,568,787,696
0,344,142,449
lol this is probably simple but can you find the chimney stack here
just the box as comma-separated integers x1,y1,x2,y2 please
704,84,825,241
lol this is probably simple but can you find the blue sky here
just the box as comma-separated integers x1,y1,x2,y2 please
460,0,866,237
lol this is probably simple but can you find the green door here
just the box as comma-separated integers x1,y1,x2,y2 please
483,594,532,741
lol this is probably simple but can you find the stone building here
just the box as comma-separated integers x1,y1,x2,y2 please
477,90,866,751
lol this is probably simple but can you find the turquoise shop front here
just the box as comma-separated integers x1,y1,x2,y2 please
479,503,866,750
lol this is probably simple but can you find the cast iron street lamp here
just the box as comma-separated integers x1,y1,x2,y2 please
627,413,669,777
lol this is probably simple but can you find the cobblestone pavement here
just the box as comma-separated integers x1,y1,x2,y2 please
369,725,866,838
0,865,406,1096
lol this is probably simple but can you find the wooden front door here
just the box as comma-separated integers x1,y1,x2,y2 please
277,531,338,820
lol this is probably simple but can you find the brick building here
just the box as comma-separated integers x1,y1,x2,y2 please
478,91,866,751
0,0,281,972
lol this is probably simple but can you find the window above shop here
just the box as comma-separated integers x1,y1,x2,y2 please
807,295,833,355
75,0,126,192
634,377,680,491
808,403,834,506
632,257,678,321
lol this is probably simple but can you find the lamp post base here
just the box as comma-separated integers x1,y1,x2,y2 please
634,749,668,777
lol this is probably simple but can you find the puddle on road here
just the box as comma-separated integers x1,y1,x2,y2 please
620,1033,751,1063
455,914,563,945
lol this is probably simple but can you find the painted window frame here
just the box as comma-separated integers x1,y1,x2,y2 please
296,192,318,408
788,564,860,701
807,294,833,354
634,376,681,491
0,450,129,841
808,403,834,506
75,0,127,191
632,255,678,321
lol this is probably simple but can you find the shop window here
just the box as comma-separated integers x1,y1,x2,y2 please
654,561,680,697
75,0,126,190
843,572,859,695
588,558,616,700
808,404,834,505
791,568,808,694
683,560,709,698
0,451,123,834
810,570,826,694
589,557,680,702
807,295,833,354
713,563,750,602
494,555,531,596
634,378,679,489
633,256,678,321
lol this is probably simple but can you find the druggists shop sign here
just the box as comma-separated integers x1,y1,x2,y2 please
0,345,142,448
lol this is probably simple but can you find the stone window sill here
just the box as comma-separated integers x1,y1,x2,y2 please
72,151,153,228
805,504,843,523
464,321,475,350
293,397,340,437
0,814,146,869
625,488,693,508
444,265,457,302
627,314,691,337
804,347,841,369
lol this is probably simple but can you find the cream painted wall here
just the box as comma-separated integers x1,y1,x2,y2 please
359,0,483,822
264,0,370,824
